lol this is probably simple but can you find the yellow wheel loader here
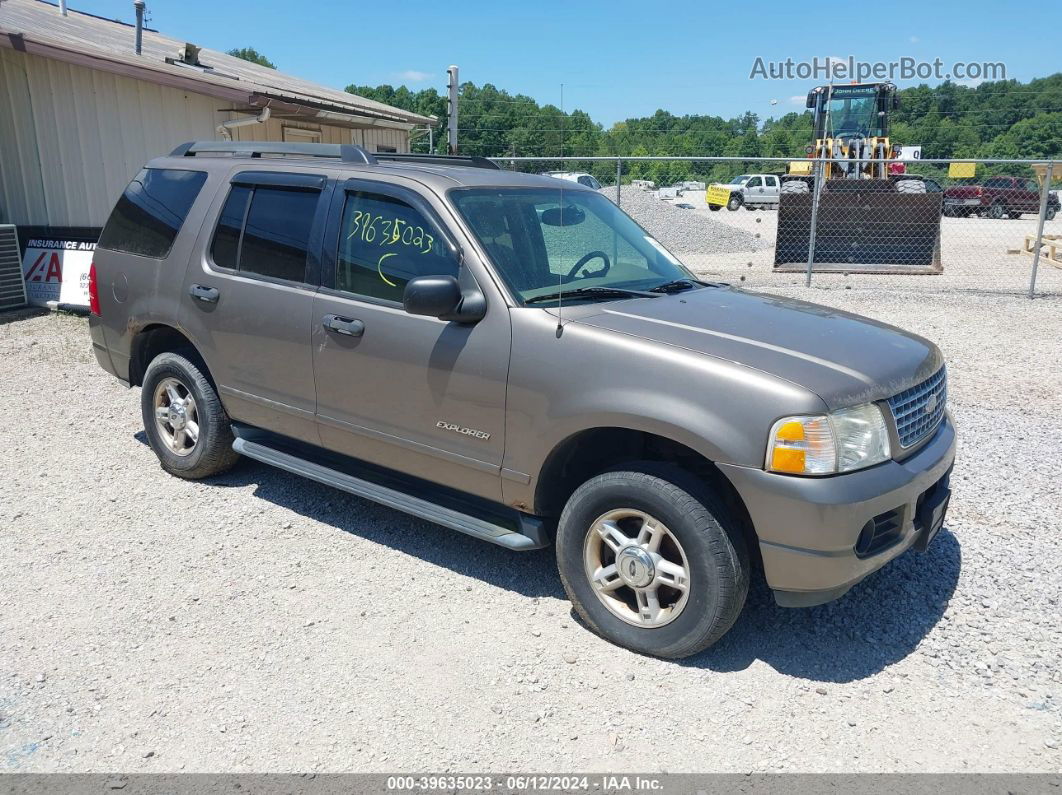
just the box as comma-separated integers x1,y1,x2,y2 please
775,82,943,273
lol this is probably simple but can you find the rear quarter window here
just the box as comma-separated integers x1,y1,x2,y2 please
97,168,208,258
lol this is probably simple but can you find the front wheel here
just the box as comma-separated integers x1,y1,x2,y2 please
727,195,742,211
988,202,1006,220
556,464,749,659
141,351,240,479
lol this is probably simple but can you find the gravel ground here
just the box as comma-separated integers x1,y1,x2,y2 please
2,284,1061,772
598,186,771,256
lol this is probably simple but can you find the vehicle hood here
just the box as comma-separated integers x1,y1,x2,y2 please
572,286,942,409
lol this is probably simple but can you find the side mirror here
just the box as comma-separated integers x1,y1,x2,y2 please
402,275,485,324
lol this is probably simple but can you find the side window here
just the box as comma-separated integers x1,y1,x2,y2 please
337,191,458,302
1025,179,1040,192
98,168,207,258
767,176,779,188
209,184,319,283
745,177,762,188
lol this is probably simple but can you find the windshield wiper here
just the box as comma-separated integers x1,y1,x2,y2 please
648,278,711,294
524,286,661,305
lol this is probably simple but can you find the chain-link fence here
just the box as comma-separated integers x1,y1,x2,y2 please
490,156,1062,298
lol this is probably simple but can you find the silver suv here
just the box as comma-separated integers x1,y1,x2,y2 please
89,141,955,658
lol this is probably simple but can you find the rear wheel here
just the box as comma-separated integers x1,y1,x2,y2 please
1008,211,1023,219
141,351,240,479
781,180,809,195
556,464,749,659
1048,207,1058,221
988,201,1006,220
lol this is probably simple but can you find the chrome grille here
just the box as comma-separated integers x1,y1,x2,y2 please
887,367,947,448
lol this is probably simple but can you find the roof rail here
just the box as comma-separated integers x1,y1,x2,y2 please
170,141,376,164
370,152,500,170
169,142,500,169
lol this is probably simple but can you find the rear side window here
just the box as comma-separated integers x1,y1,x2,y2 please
98,168,207,258
210,185,319,283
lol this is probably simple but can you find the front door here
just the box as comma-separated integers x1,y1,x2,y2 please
744,175,765,204
310,178,511,502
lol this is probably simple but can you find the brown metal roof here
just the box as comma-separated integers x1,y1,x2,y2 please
0,0,436,128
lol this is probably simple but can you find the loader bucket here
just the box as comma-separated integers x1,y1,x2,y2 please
774,179,943,273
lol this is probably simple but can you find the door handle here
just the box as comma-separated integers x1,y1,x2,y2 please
189,284,220,303
323,314,365,337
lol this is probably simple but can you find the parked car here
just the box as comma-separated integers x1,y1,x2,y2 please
707,174,781,211
89,141,955,659
544,171,603,190
943,176,1058,219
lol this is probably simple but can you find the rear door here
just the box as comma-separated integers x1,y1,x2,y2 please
763,175,780,205
744,175,765,204
309,177,511,501
1021,178,1041,212
179,169,333,444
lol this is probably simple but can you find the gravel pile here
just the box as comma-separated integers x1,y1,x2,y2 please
600,186,771,255
1,304,1060,773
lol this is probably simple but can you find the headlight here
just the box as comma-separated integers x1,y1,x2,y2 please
766,403,891,475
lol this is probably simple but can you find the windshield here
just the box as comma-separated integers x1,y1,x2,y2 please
451,188,694,304
730,175,750,184
825,90,881,138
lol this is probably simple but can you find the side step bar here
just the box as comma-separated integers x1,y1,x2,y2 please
232,437,548,551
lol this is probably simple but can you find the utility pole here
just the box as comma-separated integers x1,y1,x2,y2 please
446,65,459,155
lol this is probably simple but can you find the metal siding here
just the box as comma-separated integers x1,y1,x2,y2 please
0,47,412,228
0,47,228,227
0,49,48,225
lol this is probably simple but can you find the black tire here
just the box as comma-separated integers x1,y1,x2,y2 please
555,463,749,659
708,204,721,212
1045,207,1057,221
744,204,757,211
988,201,1005,220
1008,211,1023,219
726,195,742,211
141,350,240,479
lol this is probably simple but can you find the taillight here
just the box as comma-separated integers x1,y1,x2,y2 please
88,262,101,316
974,187,983,196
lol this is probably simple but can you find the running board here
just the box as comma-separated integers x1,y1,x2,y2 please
232,437,547,551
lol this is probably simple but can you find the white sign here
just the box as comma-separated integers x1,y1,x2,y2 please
897,146,922,161
21,238,96,308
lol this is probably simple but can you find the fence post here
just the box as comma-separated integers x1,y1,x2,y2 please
805,155,825,287
1028,160,1054,298
616,159,622,207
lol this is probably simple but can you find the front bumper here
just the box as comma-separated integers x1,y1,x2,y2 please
718,415,956,607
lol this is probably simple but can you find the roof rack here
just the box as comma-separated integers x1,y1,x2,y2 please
371,152,500,170
170,141,375,164
169,141,499,169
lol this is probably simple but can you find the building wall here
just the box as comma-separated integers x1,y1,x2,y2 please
0,47,412,229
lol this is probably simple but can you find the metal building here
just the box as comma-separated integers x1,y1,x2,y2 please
0,0,435,238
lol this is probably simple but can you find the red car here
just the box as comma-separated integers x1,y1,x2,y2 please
943,176,1059,219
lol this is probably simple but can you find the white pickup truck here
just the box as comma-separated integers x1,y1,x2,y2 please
707,174,781,211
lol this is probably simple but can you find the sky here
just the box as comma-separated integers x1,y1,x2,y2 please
51,0,1062,126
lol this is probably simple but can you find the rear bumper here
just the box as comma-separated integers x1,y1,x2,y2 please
718,415,956,606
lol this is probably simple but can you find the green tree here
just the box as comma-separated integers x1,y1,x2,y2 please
226,47,275,69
